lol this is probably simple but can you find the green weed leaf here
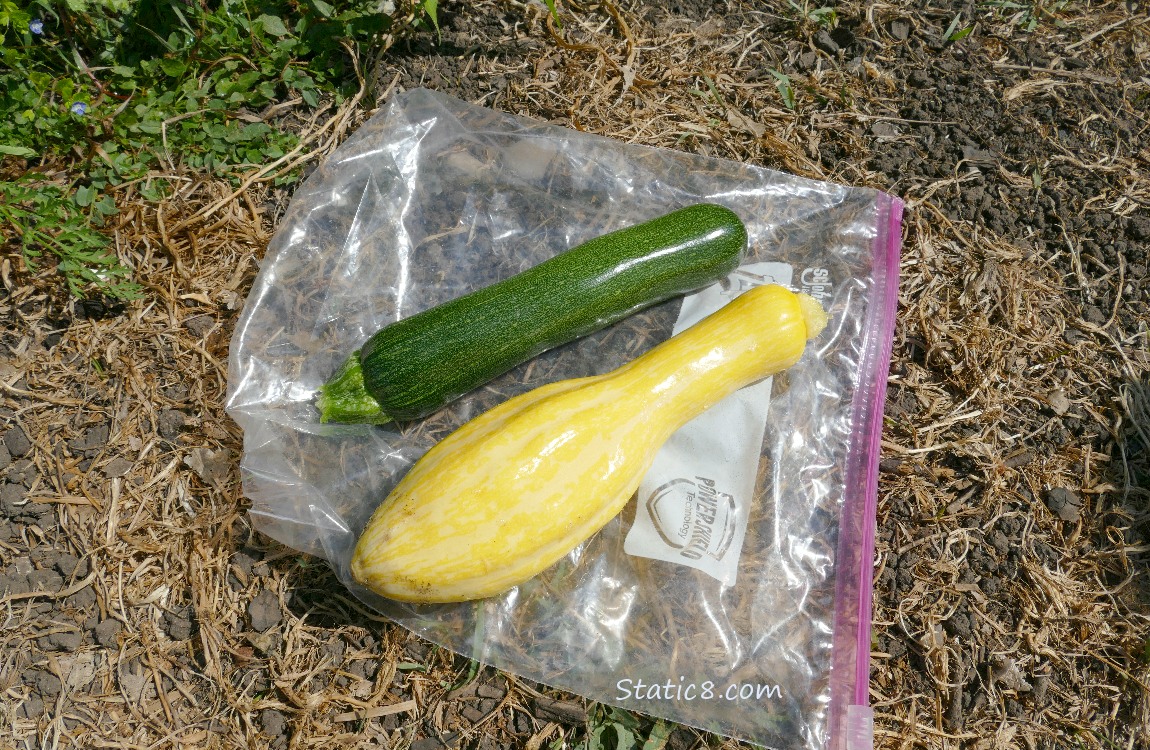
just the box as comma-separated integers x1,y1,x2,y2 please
543,0,560,26
788,1,836,28
160,58,187,78
950,25,974,41
74,185,96,207
422,0,440,41
641,720,674,750
943,14,962,39
257,14,290,37
613,724,637,749
769,69,796,110
92,195,117,217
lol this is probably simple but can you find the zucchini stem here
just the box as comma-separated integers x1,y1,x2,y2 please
316,354,392,425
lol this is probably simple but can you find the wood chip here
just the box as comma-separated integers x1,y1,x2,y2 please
530,696,586,725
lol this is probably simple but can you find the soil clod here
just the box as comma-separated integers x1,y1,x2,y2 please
248,588,283,632
1044,487,1082,523
93,618,122,649
4,425,32,457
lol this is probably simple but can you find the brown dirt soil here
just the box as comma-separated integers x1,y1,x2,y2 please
2,1,1148,749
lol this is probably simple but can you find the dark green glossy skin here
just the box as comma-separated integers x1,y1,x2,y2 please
319,203,747,424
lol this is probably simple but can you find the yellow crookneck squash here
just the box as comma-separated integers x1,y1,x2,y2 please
351,284,828,603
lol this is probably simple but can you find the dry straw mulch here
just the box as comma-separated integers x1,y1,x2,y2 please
2,1,1148,749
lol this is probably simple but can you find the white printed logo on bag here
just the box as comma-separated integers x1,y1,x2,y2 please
645,477,737,561
624,262,794,585
800,266,833,301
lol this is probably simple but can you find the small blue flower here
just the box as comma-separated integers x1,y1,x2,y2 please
70,102,87,116
29,18,44,35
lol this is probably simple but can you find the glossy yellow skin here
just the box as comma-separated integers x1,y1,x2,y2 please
351,284,828,603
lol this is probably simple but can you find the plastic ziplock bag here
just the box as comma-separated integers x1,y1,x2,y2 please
226,88,902,750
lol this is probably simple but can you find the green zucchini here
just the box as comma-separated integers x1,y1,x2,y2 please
316,203,747,424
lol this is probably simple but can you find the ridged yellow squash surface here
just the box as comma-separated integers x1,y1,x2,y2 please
351,284,828,603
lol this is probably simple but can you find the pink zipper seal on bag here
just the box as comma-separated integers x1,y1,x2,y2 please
828,192,903,750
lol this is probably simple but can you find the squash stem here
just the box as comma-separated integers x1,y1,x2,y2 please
316,354,392,425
